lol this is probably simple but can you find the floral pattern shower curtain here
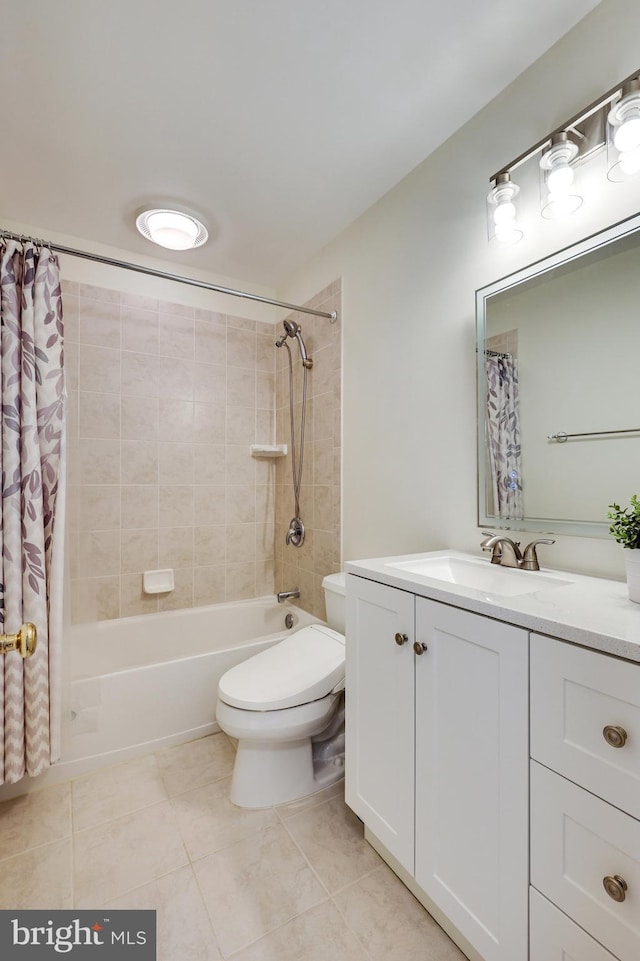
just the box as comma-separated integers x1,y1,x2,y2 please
0,239,65,784
485,352,523,520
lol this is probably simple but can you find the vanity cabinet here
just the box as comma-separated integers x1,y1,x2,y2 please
346,574,529,961
530,634,640,961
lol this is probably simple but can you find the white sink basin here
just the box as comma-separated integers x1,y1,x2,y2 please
386,554,573,597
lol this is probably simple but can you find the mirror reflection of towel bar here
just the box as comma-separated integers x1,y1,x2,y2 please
548,428,640,443
0,623,38,658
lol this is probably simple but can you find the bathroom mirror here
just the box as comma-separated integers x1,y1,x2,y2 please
476,211,640,538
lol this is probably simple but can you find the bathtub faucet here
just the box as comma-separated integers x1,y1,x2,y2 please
277,589,300,603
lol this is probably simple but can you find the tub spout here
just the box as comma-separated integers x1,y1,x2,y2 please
277,589,300,603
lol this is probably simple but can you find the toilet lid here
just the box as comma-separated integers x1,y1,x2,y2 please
218,624,345,711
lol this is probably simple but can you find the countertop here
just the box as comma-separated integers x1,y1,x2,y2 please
345,550,640,663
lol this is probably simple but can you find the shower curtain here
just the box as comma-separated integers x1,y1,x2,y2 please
485,352,523,520
0,239,65,784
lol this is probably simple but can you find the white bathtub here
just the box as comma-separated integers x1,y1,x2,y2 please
62,597,319,778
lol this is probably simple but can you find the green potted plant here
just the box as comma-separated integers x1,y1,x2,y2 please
608,495,640,603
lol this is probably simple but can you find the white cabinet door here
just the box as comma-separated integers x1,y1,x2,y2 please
531,761,640,961
531,632,640,818
530,887,619,961
414,598,529,961
345,574,415,873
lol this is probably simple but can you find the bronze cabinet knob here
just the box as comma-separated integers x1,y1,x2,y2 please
603,875,627,902
394,633,408,646
413,641,428,656
603,725,628,749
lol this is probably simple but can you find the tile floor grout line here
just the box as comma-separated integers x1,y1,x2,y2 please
221,896,331,961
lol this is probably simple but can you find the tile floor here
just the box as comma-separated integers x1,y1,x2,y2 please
0,733,465,960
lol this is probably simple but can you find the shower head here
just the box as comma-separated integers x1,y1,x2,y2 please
283,319,300,337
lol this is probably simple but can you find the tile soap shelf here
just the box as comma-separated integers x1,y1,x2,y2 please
250,444,288,458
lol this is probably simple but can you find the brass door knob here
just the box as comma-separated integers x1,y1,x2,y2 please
603,875,627,902
603,725,628,748
413,641,428,656
394,633,409,646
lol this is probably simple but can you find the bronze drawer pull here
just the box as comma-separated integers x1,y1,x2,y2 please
603,875,628,902
394,633,408,646
603,725,628,749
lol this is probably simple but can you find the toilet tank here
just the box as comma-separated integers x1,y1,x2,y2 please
322,572,346,634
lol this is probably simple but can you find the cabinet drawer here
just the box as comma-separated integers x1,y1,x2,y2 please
531,633,640,818
531,761,640,961
530,887,619,961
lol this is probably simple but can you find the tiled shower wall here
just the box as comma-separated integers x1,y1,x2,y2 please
63,281,277,622
275,281,342,620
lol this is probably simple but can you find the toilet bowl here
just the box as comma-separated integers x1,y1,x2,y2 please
216,573,346,808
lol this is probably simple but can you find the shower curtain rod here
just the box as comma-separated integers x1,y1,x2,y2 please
0,228,338,322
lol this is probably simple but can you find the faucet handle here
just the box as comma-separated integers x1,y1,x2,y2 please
521,538,555,571
480,531,497,549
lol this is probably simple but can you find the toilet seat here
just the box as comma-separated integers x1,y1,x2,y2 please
217,624,345,711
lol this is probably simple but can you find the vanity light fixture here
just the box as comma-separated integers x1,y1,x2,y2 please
539,132,583,219
135,208,208,250
486,173,523,246
488,69,640,247
607,79,640,181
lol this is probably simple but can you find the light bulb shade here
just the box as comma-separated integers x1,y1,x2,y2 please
136,208,208,249
607,87,640,182
539,135,582,219
487,175,523,247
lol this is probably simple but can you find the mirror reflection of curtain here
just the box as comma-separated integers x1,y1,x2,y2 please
485,352,523,520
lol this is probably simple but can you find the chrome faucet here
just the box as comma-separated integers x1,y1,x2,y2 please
277,589,300,603
480,532,554,571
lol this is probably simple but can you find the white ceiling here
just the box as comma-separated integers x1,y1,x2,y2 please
2,1,601,287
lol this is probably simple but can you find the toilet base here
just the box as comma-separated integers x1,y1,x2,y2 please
230,737,345,808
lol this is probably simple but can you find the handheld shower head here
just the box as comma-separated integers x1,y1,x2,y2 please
283,319,300,337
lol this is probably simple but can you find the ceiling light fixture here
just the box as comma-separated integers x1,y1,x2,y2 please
135,208,208,250
539,132,583,219
487,69,640,247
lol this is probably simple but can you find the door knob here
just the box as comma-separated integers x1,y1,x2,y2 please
603,874,627,902
394,633,408,646
413,641,427,655
603,725,627,748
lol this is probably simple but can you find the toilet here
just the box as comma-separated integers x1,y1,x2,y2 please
216,572,346,808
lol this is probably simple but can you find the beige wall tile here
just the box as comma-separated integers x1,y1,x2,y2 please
158,568,193,611
225,561,256,600
79,531,120,577
194,403,225,444
159,313,194,359
121,306,159,354
80,345,121,393
75,575,120,622
122,292,159,311
79,283,120,304
159,485,194,528
227,327,257,368
79,391,120,439
122,485,159,530
159,443,195,485
79,485,121,531
122,395,158,440
79,438,121,485
159,397,193,443
122,351,159,397
193,364,226,405
225,445,255,486
193,565,226,606
226,406,255,444
227,367,255,407
158,357,195,401
226,485,256,525
120,573,159,617
194,486,226,526
194,526,226,566
159,527,194,569
226,524,256,564
121,441,158,485
80,299,121,348
194,322,226,366
256,332,275,372
195,445,225,485
121,529,159,574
